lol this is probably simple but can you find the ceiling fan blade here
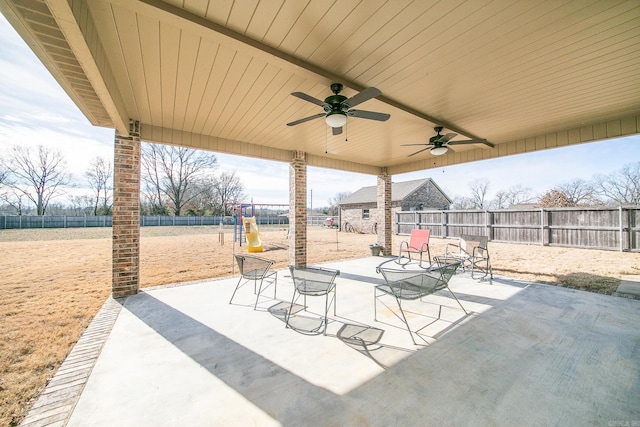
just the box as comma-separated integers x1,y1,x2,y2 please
348,109,390,121
291,92,327,107
437,132,458,143
407,147,432,157
332,126,343,135
344,87,382,108
401,143,434,147
447,138,493,147
286,113,326,126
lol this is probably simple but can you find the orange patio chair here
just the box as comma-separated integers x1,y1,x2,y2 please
398,229,432,267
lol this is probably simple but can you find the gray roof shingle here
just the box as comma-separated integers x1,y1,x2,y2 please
338,178,450,205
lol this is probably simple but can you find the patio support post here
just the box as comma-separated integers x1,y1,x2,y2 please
112,121,141,297
377,168,392,256
289,150,307,267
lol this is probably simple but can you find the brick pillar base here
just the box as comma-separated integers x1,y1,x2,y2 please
112,125,140,297
289,151,307,267
377,168,392,256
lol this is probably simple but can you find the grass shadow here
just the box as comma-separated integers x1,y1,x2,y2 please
555,272,620,293
494,268,620,294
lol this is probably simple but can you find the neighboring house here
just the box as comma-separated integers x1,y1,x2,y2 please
338,178,451,234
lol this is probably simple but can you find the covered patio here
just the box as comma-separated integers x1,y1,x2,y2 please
22,257,640,426
3,2,640,425
2,0,639,297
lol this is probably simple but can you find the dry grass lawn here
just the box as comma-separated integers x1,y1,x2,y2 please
1,225,638,426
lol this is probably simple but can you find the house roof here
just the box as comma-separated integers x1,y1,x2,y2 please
1,1,638,176
338,178,451,205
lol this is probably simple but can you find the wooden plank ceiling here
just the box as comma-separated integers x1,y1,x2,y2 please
2,0,639,175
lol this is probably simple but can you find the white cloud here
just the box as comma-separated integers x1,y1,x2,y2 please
214,154,375,206
0,121,114,181
396,136,640,200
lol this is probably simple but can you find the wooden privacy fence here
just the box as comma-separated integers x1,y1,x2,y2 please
396,207,640,252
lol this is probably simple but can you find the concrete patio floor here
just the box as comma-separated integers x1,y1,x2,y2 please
25,256,640,426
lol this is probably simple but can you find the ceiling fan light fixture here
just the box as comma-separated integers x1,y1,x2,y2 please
430,146,448,156
325,111,347,128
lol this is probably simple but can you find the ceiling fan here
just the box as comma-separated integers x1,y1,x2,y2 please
403,126,492,157
286,83,390,135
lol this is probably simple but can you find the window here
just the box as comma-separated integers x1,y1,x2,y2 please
362,209,370,219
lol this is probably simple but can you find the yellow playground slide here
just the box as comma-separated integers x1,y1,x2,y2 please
243,217,263,252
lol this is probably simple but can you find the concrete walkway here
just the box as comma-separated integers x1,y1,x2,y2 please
22,257,640,426
617,275,640,299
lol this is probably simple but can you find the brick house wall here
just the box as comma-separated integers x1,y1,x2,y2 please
340,181,450,234
401,184,450,211
341,202,402,234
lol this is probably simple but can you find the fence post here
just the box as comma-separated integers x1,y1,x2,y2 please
443,211,448,238
619,206,623,252
540,209,544,246
394,212,398,234
484,210,489,240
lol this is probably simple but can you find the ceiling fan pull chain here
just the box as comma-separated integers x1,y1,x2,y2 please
325,126,328,153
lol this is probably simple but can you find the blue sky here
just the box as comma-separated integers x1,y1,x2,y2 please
1,14,638,208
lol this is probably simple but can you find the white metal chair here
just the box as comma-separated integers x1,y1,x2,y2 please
375,259,467,345
444,235,493,279
286,265,339,335
229,254,277,310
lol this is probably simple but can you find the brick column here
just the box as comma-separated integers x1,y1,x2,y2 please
112,122,141,297
377,168,392,256
289,151,307,267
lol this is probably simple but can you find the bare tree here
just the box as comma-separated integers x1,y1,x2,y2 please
0,156,11,210
594,162,640,206
213,171,245,215
5,145,70,215
186,175,217,215
0,160,7,185
141,143,218,216
68,194,94,215
85,156,113,215
554,178,599,206
491,190,510,209
468,179,490,209
452,195,475,210
0,188,26,215
141,144,168,215
327,191,351,215
503,184,535,206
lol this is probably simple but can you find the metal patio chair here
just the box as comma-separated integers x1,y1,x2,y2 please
286,265,340,335
375,259,467,345
229,254,278,310
398,229,432,267
444,235,493,279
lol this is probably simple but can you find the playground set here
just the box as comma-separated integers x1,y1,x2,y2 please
231,202,288,253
